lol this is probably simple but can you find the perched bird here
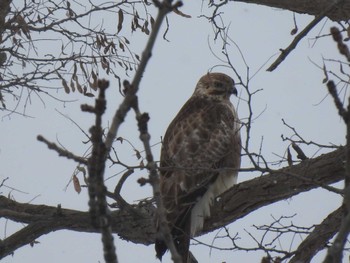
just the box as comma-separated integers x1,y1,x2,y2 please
155,72,241,262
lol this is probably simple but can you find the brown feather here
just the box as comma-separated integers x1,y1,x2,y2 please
155,73,241,262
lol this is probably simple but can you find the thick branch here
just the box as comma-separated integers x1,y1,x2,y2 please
204,147,345,231
0,199,155,259
232,0,350,22
289,207,344,263
0,147,345,259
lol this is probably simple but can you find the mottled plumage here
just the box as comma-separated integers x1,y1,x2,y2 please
155,73,241,262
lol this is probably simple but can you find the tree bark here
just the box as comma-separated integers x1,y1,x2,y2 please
289,206,344,263
0,147,345,259
233,0,350,22
204,147,345,232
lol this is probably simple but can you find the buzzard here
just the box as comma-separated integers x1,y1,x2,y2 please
155,72,241,262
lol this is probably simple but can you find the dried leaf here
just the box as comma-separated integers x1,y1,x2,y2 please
62,78,70,94
173,7,191,18
102,57,110,74
133,16,140,29
119,41,125,52
84,92,95,97
340,63,345,74
68,9,74,17
143,21,150,35
76,79,83,93
73,174,81,194
70,79,75,92
117,137,124,143
103,34,108,44
290,28,298,35
117,9,124,34
287,147,293,166
104,45,110,54
47,7,53,15
150,16,155,28
322,63,328,84
124,37,130,44
72,63,78,80
134,149,141,160
110,42,116,54
79,62,88,78
91,70,97,81
95,35,101,49
292,142,308,160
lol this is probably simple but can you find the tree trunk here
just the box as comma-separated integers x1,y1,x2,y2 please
233,0,350,21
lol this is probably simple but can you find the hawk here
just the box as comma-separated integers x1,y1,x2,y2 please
155,72,241,262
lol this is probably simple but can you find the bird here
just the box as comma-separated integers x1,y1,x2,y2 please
155,72,241,262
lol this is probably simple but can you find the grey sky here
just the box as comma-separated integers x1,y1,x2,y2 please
0,1,345,262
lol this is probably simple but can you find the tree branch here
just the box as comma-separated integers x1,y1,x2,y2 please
267,0,339,72
37,135,87,165
231,0,349,22
204,147,345,232
289,206,344,263
104,0,179,154
82,79,118,263
0,147,345,259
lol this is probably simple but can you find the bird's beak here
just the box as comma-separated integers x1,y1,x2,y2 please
231,86,238,96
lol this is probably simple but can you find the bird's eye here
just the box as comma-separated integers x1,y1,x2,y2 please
213,81,224,88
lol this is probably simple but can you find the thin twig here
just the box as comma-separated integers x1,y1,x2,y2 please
134,109,182,262
323,28,350,261
109,169,146,219
83,79,118,263
104,0,180,154
104,1,182,262
267,0,340,72
37,135,87,164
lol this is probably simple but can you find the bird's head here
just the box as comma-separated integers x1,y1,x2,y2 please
193,72,237,100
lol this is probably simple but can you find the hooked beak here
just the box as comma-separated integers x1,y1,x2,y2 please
231,86,238,96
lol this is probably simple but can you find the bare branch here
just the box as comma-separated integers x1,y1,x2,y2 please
104,0,178,154
281,118,338,149
290,207,343,263
37,135,87,164
83,79,118,263
326,80,348,122
323,29,350,261
0,147,345,259
231,0,350,22
267,0,339,72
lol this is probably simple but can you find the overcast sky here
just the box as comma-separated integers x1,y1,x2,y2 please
0,1,346,262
